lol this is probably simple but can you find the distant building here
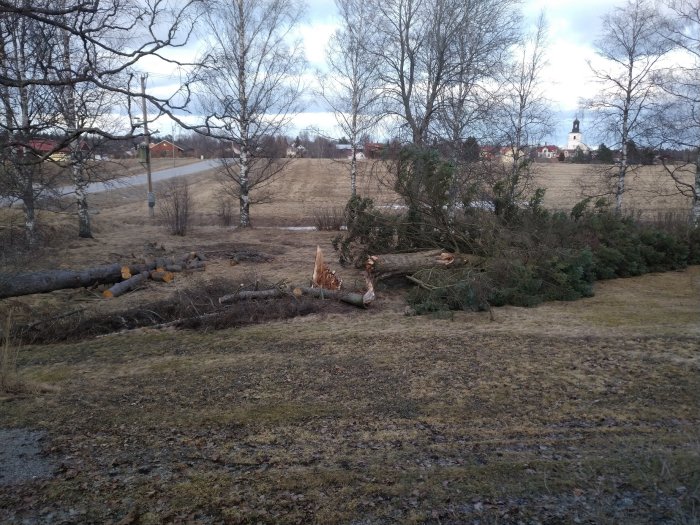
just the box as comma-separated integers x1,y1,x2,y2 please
536,144,559,159
563,118,590,158
26,138,90,161
150,140,184,158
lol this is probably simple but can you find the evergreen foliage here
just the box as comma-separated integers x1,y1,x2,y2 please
333,148,700,314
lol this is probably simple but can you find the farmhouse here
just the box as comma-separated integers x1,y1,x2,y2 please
150,140,185,158
536,144,559,159
26,138,90,161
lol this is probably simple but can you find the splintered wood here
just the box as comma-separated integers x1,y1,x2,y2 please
312,245,342,290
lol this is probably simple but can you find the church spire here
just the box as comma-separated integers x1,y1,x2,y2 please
572,117,580,134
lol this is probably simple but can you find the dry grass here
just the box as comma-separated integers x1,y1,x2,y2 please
0,159,699,523
0,310,19,392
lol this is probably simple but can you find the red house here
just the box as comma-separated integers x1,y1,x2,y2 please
150,140,184,158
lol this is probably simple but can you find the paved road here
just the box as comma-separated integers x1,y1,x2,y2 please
74,158,221,195
0,159,221,207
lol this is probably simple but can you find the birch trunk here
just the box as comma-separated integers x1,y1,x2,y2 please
62,23,93,238
22,193,38,247
692,153,700,226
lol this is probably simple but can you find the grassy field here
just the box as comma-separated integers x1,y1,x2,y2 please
0,160,698,524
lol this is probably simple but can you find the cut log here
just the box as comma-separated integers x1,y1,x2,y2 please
219,288,284,304
218,284,374,308
121,262,158,279
299,286,373,308
150,270,174,283
102,271,150,299
366,250,483,280
0,251,207,300
1,263,126,299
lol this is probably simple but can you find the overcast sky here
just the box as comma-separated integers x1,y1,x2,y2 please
149,0,630,147
294,0,631,146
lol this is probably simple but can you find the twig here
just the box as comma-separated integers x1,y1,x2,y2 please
25,308,86,330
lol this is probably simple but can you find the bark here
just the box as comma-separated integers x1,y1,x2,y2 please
0,252,205,299
121,262,158,279
219,288,284,304
149,270,174,283
102,271,150,299
366,250,482,280
22,196,38,247
0,263,125,299
75,176,92,238
693,155,700,226
298,286,373,308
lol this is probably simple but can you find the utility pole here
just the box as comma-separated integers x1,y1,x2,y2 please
140,74,154,218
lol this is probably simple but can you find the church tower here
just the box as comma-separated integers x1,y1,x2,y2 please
567,118,584,150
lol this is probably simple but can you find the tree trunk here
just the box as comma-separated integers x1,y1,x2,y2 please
366,250,482,280
692,154,700,226
103,271,150,298
299,286,372,308
0,263,125,299
218,286,373,308
75,178,93,238
0,252,205,299
22,196,38,247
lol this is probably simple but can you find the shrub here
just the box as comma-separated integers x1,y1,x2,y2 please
216,197,235,227
639,230,688,272
160,179,192,236
332,196,396,266
406,268,493,314
313,207,345,231
688,226,700,265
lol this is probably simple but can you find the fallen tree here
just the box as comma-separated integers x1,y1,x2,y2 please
366,250,483,280
218,285,374,308
0,263,127,299
0,252,207,299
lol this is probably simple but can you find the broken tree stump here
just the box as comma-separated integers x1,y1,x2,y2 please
312,245,342,290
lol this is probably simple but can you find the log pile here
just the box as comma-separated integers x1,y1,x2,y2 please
103,252,206,298
0,252,207,299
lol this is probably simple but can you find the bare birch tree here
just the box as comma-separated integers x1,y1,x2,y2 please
658,0,700,224
54,5,124,238
587,0,671,214
366,0,474,146
0,10,61,246
0,0,201,244
196,0,306,227
491,13,552,218
320,0,381,197
436,0,519,153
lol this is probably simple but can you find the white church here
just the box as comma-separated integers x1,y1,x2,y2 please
563,118,590,158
